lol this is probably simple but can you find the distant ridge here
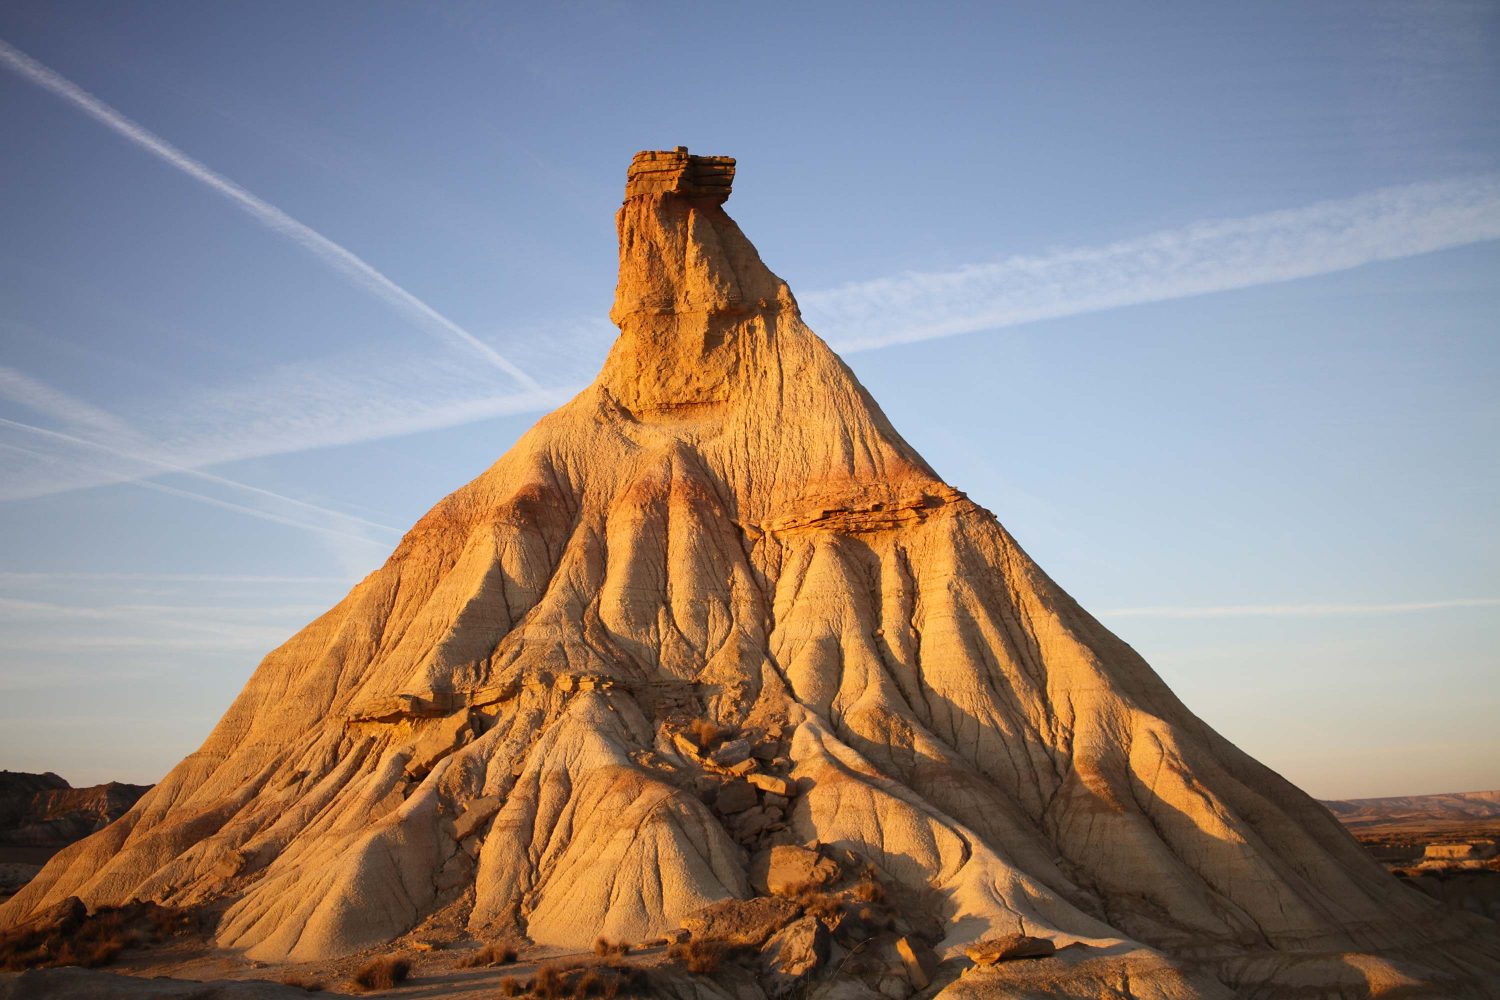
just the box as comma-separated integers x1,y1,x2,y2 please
0,771,150,849
1323,790,1500,833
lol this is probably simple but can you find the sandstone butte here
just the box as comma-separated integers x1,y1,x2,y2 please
4,149,1498,999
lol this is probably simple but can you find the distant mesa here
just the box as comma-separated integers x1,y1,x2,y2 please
0,771,150,904
2,150,1498,998
0,772,150,852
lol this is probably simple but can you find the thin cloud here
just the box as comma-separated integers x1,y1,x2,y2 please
0,354,582,505
0,571,352,585
802,175,1500,351
0,37,539,391
0,413,399,545
0,594,321,652
1099,597,1500,619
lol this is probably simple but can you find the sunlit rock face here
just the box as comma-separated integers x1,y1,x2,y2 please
5,149,1497,999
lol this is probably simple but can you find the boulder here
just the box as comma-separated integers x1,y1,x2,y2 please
715,780,758,814
760,915,829,996
895,936,939,988
752,742,783,762
751,845,840,896
733,806,775,841
672,732,705,761
682,896,801,947
453,796,501,841
29,895,84,933
964,933,1056,964
712,739,753,767
746,773,796,797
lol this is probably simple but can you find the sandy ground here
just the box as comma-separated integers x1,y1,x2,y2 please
110,938,676,998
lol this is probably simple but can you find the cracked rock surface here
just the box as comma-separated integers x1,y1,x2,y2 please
3,148,1497,999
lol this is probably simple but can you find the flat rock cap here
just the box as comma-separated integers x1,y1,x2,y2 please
626,146,735,203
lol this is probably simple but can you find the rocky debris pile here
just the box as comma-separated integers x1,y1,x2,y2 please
7,148,1500,1000
663,843,950,998
662,721,801,852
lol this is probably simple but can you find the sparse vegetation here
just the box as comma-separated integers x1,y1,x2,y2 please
592,935,630,957
848,877,885,904
787,884,844,922
349,954,412,991
528,959,646,998
461,940,519,967
686,718,727,749
667,937,734,974
497,977,527,996
0,900,202,971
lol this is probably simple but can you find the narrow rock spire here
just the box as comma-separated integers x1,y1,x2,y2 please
606,148,797,413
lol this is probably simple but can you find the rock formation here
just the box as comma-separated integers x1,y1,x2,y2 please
4,148,1498,998
1324,789,1500,833
0,772,149,850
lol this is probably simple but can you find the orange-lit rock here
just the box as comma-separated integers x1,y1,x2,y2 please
4,149,1498,999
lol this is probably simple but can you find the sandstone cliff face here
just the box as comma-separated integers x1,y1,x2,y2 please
4,149,1497,998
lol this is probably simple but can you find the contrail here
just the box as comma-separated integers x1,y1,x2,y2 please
0,415,399,542
1100,597,1500,619
0,37,540,391
804,174,1500,352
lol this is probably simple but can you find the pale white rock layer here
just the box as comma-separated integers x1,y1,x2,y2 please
5,148,1497,998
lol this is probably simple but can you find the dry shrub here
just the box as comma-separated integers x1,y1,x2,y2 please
848,877,885,904
0,900,200,971
667,937,733,974
789,885,843,922
592,936,630,957
461,940,518,967
497,977,527,997
280,974,325,992
533,959,647,998
349,955,412,991
853,903,892,931
686,718,727,749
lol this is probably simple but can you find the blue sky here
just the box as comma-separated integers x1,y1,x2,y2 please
0,1,1495,798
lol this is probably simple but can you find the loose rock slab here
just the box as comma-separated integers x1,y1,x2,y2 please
965,933,1057,964
681,896,802,948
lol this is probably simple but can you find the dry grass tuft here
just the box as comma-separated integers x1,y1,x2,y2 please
497,977,528,997
530,959,648,998
848,877,886,904
461,940,519,967
349,954,412,991
0,900,202,972
667,937,734,974
789,885,844,922
686,718,727,749
592,936,630,958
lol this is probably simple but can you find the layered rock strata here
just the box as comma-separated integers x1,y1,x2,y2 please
4,149,1497,998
